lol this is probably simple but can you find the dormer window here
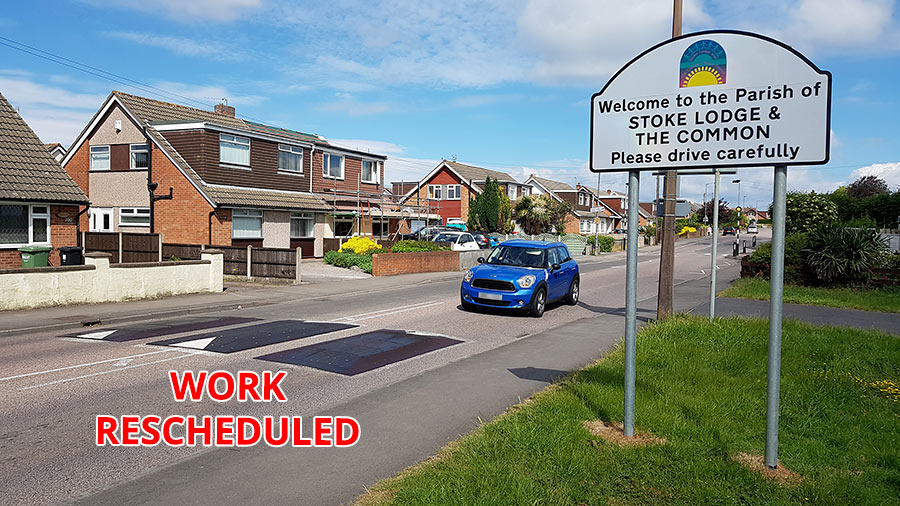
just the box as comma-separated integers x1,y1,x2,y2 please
362,160,378,184
220,133,250,166
323,153,344,179
278,144,303,173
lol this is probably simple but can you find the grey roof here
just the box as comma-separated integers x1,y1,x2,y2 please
529,175,574,191
204,185,328,210
0,92,87,204
444,160,517,184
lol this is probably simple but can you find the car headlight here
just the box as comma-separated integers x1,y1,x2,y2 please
464,270,474,283
517,274,536,289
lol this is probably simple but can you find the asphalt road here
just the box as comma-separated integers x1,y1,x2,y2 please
0,232,759,505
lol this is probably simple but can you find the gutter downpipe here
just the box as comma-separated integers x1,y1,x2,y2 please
75,203,91,247
208,208,217,245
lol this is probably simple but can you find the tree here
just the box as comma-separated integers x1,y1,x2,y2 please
693,200,733,225
466,177,502,232
775,192,838,233
848,175,889,198
513,194,571,235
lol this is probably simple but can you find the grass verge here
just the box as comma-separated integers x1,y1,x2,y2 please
720,277,900,313
356,316,900,506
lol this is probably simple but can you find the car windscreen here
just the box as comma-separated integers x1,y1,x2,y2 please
486,246,546,268
433,233,458,243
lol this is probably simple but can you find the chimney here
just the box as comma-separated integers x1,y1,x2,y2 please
215,103,235,117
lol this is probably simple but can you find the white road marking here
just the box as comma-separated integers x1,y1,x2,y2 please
348,301,445,321
0,349,179,381
336,301,441,321
76,330,117,340
168,336,217,350
18,351,201,390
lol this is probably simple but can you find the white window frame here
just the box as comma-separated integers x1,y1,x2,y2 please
322,153,344,180
428,184,443,200
89,207,113,232
361,160,379,184
90,145,110,171
278,144,304,174
219,133,250,167
578,193,585,205
118,207,150,227
232,209,263,239
130,144,149,170
0,204,51,247
508,185,517,200
446,184,461,200
290,211,314,238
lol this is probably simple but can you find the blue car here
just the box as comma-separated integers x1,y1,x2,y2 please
460,240,580,317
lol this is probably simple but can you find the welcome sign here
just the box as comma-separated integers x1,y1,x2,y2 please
590,30,831,172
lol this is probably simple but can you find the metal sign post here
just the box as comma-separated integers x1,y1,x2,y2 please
709,169,720,321
624,169,640,436
765,165,788,467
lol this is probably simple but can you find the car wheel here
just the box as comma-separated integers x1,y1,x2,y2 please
566,278,579,305
530,287,546,317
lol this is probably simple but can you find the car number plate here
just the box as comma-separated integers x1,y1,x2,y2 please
478,292,503,301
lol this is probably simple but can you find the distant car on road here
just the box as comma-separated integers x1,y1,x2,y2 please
446,218,467,231
747,224,759,234
470,232,494,249
722,226,736,236
400,225,453,242
460,240,580,317
433,231,481,251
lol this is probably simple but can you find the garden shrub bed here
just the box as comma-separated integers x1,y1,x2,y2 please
323,250,373,273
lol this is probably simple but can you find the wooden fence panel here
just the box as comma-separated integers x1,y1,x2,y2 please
122,233,159,263
163,243,202,261
216,246,248,276
250,247,296,279
84,232,120,263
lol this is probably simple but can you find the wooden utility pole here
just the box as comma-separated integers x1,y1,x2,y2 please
657,0,682,320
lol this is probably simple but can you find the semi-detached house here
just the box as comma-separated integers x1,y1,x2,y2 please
524,175,621,234
62,91,387,257
0,92,88,268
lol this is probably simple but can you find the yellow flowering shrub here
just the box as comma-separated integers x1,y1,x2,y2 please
678,226,697,236
339,236,383,255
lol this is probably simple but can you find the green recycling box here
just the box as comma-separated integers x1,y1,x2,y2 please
18,245,52,268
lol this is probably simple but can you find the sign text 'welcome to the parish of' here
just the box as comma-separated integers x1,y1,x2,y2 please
590,30,831,172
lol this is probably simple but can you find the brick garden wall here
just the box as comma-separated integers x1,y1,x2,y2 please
371,250,460,276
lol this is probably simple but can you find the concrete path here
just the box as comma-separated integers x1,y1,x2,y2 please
691,297,899,334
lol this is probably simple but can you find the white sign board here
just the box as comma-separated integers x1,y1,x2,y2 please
590,206,604,213
591,30,831,172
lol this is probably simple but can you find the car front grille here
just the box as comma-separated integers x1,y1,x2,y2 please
473,297,510,306
471,278,516,291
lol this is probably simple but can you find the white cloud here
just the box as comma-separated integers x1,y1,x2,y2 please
150,81,267,108
104,32,243,61
451,94,524,108
850,162,900,189
86,0,262,22
328,139,406,155
0,74,105,110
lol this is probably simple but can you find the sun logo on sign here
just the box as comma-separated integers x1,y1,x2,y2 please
680,39,726,88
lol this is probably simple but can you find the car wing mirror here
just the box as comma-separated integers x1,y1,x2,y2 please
552,263,561,271
477,257,485,264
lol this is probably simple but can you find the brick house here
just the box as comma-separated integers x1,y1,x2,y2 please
0,92,88,268
62,91,388,257
399,160,531,228
524,175,621,234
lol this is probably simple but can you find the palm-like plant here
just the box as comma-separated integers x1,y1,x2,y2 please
805,223,889,284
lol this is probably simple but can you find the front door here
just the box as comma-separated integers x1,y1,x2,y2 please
90,208,113,232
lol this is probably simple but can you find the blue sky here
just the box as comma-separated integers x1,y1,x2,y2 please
2,0,899,208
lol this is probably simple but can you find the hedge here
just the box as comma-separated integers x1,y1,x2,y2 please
323,250,372,273
390,240,448,253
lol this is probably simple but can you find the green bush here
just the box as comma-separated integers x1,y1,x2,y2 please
805,223,889,284
885,254,900,269
748,232,808,266
323,250,372,273
390,240,448,253
584,235,615,252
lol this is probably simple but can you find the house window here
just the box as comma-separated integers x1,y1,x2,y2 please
578,193,584,205
446,185,461,200
290,212,314,238
580,219,591,233
90,145,110,170
220,134,250,166
508,185,517,200
361,160,378,183
119,207,150,227
428,184,442,200
232,209,262,238
334,218,354,237
522,187,530,197
323,153,344,179
130,144,149,169
372,220,389,238
0,205,50,245
279,144,303,173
